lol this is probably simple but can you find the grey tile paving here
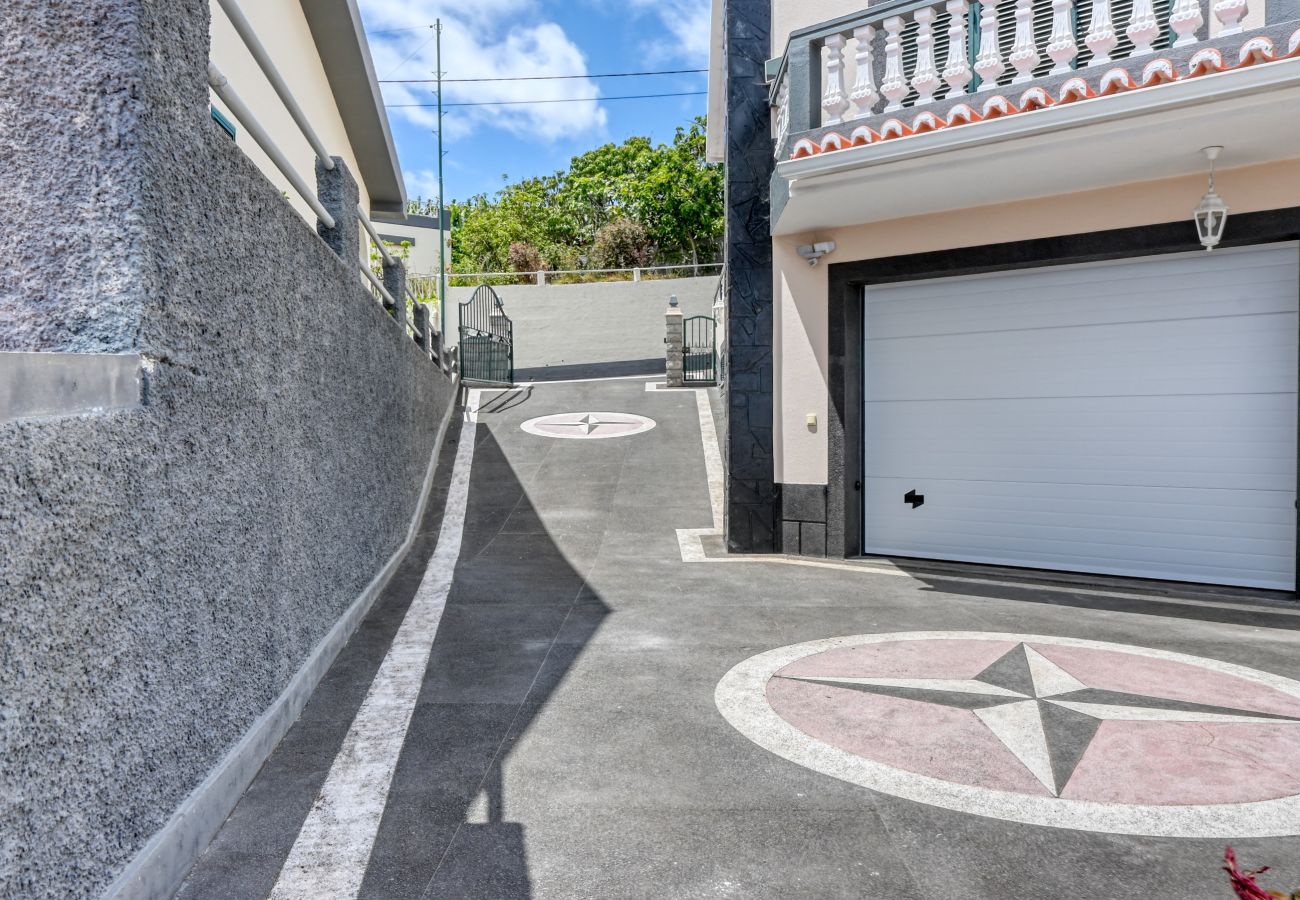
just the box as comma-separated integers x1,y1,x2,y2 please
179,378,1300,900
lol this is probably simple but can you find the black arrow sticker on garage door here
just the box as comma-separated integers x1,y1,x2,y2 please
904,490,925,509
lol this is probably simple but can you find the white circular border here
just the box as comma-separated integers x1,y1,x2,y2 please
714,631,1300,837
519,411,656,440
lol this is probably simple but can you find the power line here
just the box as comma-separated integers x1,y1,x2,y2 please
368,24,435,36
381,29,438,79
388,90,707,108
381,68,707,84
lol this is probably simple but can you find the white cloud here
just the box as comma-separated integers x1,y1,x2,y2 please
403,168,440,201
620,0,712,66
359,0,607,143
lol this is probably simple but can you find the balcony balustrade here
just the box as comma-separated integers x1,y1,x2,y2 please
770,0,1299,162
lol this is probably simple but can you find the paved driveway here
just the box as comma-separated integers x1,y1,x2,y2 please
181,376,1300,899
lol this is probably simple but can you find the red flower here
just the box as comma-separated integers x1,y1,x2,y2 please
1224,847,1282,900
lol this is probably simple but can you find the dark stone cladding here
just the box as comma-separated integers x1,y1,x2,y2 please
722,0,778,553
0,2,457,896
824,207,1300,560
780,482,829,557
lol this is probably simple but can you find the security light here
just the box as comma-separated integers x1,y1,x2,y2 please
797,241,837,266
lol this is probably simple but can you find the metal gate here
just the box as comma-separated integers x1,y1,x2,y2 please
683,315,716,384
459,285,514,386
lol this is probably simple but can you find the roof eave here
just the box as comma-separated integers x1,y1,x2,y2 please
300,0,407,216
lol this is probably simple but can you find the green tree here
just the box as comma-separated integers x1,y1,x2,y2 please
437,116,723,280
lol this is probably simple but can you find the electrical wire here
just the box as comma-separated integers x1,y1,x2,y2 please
387,90,707,108
381,68,707,84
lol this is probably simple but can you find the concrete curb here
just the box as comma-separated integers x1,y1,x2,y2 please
100,378,462,900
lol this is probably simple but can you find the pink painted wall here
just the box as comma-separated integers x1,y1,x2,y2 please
774,159,1300,484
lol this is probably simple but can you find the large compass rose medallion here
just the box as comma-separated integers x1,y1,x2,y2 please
520,412,656,440
715,632,1300,837
778,642,1300,798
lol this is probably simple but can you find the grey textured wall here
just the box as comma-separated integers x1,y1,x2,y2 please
0,2,456,897
447,276,720,379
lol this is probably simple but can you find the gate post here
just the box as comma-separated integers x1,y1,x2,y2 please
666,295,684,387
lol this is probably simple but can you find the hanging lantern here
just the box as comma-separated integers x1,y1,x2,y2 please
1194,146,1229,251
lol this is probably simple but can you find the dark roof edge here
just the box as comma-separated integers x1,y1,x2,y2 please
300,0,407,215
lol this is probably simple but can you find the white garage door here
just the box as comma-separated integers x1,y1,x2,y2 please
863,243,1299,590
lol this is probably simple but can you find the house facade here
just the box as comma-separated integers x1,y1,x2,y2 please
373,211,454,276
209,0,406,244
709,0,1300,590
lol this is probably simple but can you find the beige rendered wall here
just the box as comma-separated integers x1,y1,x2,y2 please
772,0,864,54
374,221,451,276
209,0,375,259
774,159,1300,485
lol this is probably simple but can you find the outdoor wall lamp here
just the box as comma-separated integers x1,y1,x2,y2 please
797,241,837,266
1194,146,1229,251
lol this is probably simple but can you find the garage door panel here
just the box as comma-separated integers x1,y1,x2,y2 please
866,397,1297,490
862,244,1299,589
866,476,1295,543
866,314,1298,401
867,246,1299,339
864,478,1295,589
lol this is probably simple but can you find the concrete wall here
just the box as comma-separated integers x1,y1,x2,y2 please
447,276,719,379
773,159,1300,485
0,2,457,897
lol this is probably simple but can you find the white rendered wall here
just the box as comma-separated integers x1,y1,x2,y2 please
208,0,373,229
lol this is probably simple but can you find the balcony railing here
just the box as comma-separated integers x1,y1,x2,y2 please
770,0,1289,159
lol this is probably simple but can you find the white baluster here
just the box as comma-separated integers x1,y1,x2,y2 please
1168,0,1204,46
880,16,909,111
973,0,1006,89
1008,0,1040,83
1126,0,1160,55
942,0,973,97
1085,0,1118,64
1046,0,1078,73
1213,0,1249,35
910,8,942,104
822,33,851,124
774,77,790,156
849,25,879,118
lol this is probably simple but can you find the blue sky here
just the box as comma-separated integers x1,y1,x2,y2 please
356,0,712,205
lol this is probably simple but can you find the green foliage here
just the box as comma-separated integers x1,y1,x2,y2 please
409,116,723,282
591,219,651,270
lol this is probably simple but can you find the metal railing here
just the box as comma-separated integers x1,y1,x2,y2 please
208,0,451,374
425,261,724,286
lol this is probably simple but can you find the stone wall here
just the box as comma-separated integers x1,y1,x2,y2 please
0,2,457,897
722,0,778,552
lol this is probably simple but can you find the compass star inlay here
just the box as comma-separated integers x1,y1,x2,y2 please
520,412,656,440
777,642,1300,797
715,632,1300,837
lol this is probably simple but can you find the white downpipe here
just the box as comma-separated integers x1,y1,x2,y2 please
361,265,398,310
208,63,337,229
357,204,395,266
213,0,335,171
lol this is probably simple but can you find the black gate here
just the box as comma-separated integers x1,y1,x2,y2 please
459,285,514,386
683,315,716,384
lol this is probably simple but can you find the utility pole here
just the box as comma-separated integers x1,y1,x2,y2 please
435,19,448,347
